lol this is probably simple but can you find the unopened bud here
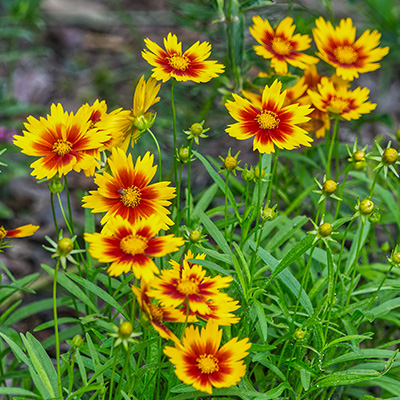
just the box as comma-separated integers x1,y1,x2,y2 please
189,230,202,243
294,329,306,340
318,222,332,237
178,146,190,163
322,180,337,195
224,156,238,172
392,252,400,265
57,238,74,256
353,150,365,162
254,167,265,180
189,123,203,137
359,199,374,215
382,148,398,165
72,335,83,348
261,207,277,221
118,321,133,339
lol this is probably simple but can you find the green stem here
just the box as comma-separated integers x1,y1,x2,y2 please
115,344,132,400
108,345,120,400
186,139,193,225
326,117,339,180
147,128,162,181
56,192,74,237
53,259,63,399
334,165,351,219
225,0,240,90
266,149,279,204
323,243,336,342
369,165,383,198
225,171,230,241
50,193,59,237
64,177,74,231
171,79,178,187
366,263,395,312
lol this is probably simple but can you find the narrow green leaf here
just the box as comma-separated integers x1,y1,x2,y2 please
198,210,232,256
267,234,314,283
75,349,88,385
253,242,314,316
0,388,40,398
21,332,57,398
85,332,104,384
66,273,129,319
192,150,241,221
300,369,311,391
192,183,218,219
324,334,373,350
252,300,268,342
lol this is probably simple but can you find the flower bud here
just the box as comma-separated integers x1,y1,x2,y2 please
294,328,306,340
392,252,400,265
178,146,190,163
57,238,74,256
359,199,374,215
382,148,398,165
261,207,277,221
241,167,254,182
381,242,390,252
254,167,265,180
48,176,64,194
322,180,337,195
72,335,84,348
396,127,400,141
353,150,365,162
189,230,202,243
224,156,238,172
118,321,133,339
189,123,204,137
318,222,332,237
368,211,380,224
353,161,367,171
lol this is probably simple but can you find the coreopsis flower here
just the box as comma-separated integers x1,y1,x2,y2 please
225,79,313,154
249,16,318,75
76,99,110,176
13,104,110,180
82,147,175,228
164,320,251,394
148,251,232,315
187,293,240,326
313,17,389,81
84,215,183,281
97,76,161,152
0,224,39,247
307,77,376,120
142,33,225,83
132,281,194,344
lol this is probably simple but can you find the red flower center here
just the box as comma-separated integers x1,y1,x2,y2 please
120,186,141,208
256,111,280,130
329,96,350,113
148,303,164,321
53,139,73,156
168,54,190,71
196,354,219,374
271,37,292,56
120,234,148,255
333,45,358,65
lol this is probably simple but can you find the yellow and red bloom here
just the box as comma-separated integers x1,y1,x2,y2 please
148,251,232,315
307,77,376,120
164,320,251,394
84,215,183,281
97,76,161,152
82,147,175,228
186,292,240,326
313,17,389,81
0,224,39,242
225,79,313,154
249,16,318,75
142,33,225,83
13,103,110,180
132,281,195,344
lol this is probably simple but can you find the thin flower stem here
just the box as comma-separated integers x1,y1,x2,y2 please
369,165,383,197
266,149,279,204
108,345,120,400
225,0,240,90
366,263,395,312
334,164,351,219
115,344,132,400
186,139,193,225
50,193,59,237
147,128,162,181
323,243,336,342
56,192,74,237
53,258,63,400
326,117,339,180
171,79,178,187
224,170,230,241
64,177,74,231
